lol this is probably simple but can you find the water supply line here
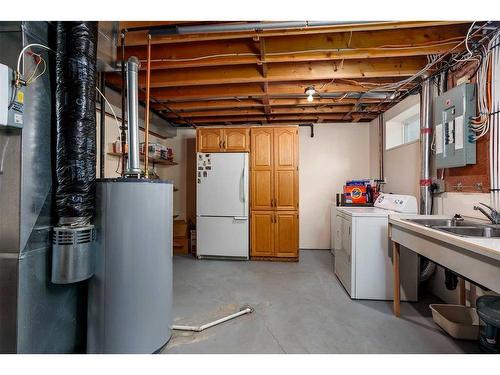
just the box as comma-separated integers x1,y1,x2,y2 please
125,56,141,177
172,306,254,332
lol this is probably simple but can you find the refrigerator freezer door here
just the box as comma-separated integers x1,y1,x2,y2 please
196,216,249,259
197,153,248,217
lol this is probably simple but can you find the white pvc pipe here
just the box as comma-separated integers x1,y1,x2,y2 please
172,306,254,332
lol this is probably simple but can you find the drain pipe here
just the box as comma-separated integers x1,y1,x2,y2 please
172,306,254,332
419,75,437,282
420,76,433,215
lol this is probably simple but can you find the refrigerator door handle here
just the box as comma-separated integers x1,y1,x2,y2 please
233,216,248,221
240,160,246,204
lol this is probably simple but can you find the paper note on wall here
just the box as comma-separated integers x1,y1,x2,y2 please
455,115,464,150
435,124,443,154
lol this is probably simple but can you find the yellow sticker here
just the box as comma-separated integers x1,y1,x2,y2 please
17,91,24,104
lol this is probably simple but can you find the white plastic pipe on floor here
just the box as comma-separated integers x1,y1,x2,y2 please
172,306,254,332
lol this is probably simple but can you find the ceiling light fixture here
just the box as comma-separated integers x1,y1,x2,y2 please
305,86,316,102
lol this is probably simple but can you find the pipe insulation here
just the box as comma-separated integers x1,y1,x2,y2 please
172,306,254,332
125,56,141,176
55,21,99,226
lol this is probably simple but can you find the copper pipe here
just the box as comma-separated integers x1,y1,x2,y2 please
144,34,152,178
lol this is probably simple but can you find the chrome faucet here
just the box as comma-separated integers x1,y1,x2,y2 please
473,203,500,225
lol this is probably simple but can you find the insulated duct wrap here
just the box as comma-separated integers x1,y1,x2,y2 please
55,21,98,226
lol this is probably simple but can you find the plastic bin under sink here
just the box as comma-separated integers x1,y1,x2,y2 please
430,304,482,340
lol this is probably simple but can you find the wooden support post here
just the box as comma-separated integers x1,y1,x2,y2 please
459,278,466,306
393,241,401,317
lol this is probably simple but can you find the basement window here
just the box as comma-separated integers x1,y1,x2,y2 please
385,103,420,150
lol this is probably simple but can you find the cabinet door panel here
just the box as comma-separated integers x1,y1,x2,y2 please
273,127,297,170
275,211,298,258
275,170,298,210
224,128,249,152
251,211,274,257
198,129,223,152
251,128,273,169
251,170,273,210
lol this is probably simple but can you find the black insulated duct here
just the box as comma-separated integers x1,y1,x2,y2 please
55,21,98,225
52,21,98,284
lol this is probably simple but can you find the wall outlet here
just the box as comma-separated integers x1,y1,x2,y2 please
431,178,446,194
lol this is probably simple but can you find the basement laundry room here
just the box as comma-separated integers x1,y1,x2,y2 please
1,2,500,372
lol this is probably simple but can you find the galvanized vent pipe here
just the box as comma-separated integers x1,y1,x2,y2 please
419,76,433,215
143,21,384,36
125,56,141,177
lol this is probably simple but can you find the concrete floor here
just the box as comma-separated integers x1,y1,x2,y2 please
163,250,479,354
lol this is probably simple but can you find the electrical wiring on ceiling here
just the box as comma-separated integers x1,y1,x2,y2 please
363,22,494,115
141,36,470,64
469,29,500,140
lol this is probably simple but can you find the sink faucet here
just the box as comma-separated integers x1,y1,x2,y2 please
473,203,500,224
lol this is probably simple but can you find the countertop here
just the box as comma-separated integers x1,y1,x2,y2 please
389,215,500,262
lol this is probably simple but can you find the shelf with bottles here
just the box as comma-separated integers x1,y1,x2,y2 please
107,152,178,166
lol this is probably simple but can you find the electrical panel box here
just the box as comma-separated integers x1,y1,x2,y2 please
0,63,24,128
434,83,476,169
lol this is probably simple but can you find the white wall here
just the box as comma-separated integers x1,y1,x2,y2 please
369,117,381,178
96,109,196,222
382,94,421,200
299,123,371,249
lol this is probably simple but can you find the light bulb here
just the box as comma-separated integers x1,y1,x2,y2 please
307,94,314,102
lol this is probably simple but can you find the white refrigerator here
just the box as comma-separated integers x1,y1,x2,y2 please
196,152,249,259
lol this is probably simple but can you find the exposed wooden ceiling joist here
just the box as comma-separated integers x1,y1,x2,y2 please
135,79,405,102
169,113,375,124
110,21,475,126
122,24,469,70
161,105,372,118
151,97,384,112
107,57,427,88
120,21,469,46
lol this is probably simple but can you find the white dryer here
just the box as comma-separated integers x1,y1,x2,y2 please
333,193,419,301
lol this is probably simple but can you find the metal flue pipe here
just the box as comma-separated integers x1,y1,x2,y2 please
125,56,141,177
419,76,433,214
144,35,152,178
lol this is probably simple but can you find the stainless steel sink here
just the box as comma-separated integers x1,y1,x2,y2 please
406,218,481,227
433,226,500,238
405,218,500,238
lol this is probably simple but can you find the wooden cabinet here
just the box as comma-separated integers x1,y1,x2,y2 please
275,211,299,258
250,210,299,258
197,128,223,152
250,126,299,260
251,127,298,211
224,128,250,152
197,127,249,152
251,128,274,210
251,211,274,257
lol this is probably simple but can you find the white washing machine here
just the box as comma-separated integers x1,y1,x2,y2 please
332,193,419,301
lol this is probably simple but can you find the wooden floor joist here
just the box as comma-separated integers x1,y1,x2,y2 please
111,21,475,125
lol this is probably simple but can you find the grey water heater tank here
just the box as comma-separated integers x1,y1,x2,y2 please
87,179,173,353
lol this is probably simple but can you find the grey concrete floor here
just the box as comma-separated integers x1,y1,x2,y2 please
163,250,479,354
